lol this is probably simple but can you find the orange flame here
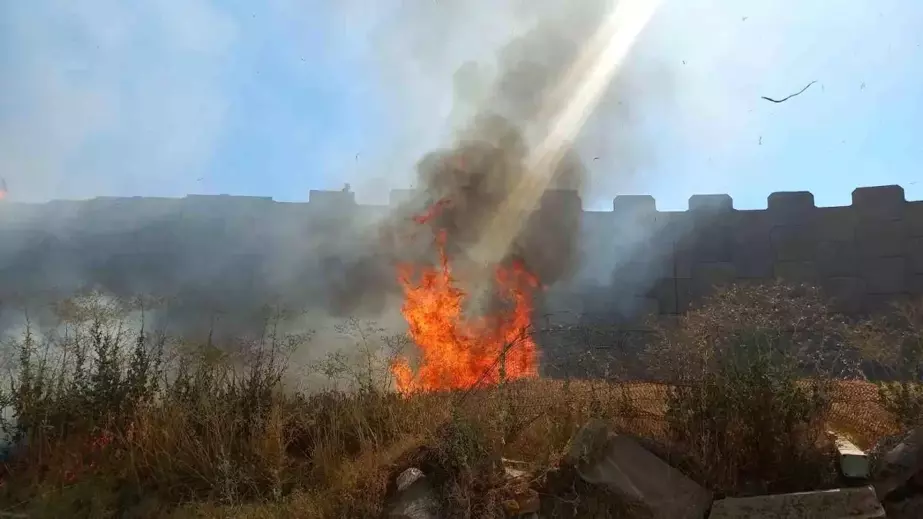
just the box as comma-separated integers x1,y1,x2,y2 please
391,201,540,394
411,198,452,225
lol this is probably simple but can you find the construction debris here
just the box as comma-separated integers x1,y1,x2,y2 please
380,423,923,517
873,426,923,500
386,467,439,519
708,486,886,519
564,419,712,519
832,431,871,479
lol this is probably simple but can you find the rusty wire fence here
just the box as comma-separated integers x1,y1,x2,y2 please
495,319,905,450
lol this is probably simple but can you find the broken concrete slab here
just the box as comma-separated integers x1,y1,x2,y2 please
386,467,439,519
564,419,712,519
832,431,870,479
564,419,611,468
709,485,886,519
873,426,923,499
883,494,923,519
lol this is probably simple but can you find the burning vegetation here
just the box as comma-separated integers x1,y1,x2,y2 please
386,114,583,394
390,200,541,394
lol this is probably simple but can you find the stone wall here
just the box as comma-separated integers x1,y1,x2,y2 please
0,185,920,320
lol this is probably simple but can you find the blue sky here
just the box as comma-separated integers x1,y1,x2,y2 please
2,0,922,211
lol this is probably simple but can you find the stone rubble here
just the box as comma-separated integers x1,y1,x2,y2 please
873,426,923,500
380,422,923,517
386,467,439,519
708,486,886,519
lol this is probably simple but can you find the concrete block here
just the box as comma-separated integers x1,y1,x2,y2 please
709,486,885,518
732,209,773,238
768,191,816,225
654,278,682,315
692,227,733,262
774,261,817,284
674,250,694,279
904,201,923,237
909,274,923,295
873,426,923,499
814,206,858,242
689,193,734,212
906,237,923,273
733,243,775,279
771,225,816,261
856,220,905,258
565,420,712,519
659,278,693,314
861,257,906,294
853,185,906,221
817,241,859,277
768,191,816,213
692,262,737,296
612,194,657,215
831,432,870,479
613,258,673,286
660,212,696,245
649,238,680,273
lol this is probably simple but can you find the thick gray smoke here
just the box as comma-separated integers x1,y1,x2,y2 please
0,0,671,348
406,114,584,290
323,0,664,316
346,0,665,204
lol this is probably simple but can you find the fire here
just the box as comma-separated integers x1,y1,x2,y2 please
390,200,541,394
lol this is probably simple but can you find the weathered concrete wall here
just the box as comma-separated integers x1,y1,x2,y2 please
541,185,923,322
0,185,919,322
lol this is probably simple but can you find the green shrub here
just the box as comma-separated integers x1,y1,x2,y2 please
648,282,850,495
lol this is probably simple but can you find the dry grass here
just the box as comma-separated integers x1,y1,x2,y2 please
0,377,897,518
0,283,917,518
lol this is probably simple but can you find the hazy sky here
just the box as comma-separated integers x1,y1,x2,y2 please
2,0,922,211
